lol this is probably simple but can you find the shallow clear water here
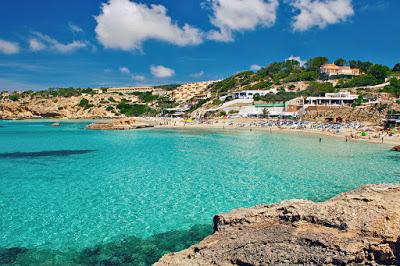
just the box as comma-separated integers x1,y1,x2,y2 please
0,120,399,264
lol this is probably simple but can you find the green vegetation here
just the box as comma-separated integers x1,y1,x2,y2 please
368,64,390,80
393,63,400,72
108,97,116,103
334,58,346,66
33,87,95,98
334,63,389,88
352,96,366,107
217,111,227,117
209,57,334,95
210,76,237,95
8,93,20,101
105,106,114,111
228,110,239,114
305,57,328,71
130,91,160,103
154,84,181,91
348,60,373,73
336,75,381,88
383,78,400,97
189,98,209,113
117,102,156,117
78,98,94,109
248,81,273,90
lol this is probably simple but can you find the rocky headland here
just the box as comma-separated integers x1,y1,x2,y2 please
156,184,400,265
86,118,154,130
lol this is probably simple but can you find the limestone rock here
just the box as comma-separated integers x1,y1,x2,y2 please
86,119,154,130
392,145,400,152
156,184,400,265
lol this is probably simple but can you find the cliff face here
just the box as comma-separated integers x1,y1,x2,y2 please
156,185,400,265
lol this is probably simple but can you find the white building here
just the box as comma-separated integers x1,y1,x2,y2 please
305,92,358,106
232,89,276,100
94,86,154,94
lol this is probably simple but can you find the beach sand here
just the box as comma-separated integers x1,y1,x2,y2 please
139,117,400,147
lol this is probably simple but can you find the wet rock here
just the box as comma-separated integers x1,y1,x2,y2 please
391,145,400,152
156,185,400,265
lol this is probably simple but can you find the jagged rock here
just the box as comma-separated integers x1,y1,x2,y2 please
391,145,400,152
156,184,400,265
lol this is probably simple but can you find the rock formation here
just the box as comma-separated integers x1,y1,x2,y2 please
86,119,154,130
303,105,388,124
391,145,400,152
156,184,400,265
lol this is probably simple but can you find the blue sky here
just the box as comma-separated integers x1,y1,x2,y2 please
0,0,399,90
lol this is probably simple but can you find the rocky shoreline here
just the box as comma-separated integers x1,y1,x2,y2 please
86,118,154,130
156,184,400,265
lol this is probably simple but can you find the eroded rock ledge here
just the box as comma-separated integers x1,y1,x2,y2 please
156,184,400,265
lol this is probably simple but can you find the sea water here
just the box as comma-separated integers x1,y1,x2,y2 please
0,120,399,265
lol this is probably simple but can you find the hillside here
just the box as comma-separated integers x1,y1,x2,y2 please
0,88,175,119
1,57,399,120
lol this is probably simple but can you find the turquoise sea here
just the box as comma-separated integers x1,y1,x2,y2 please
0,120,399,265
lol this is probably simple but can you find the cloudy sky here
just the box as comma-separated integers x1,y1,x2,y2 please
0,0,398,90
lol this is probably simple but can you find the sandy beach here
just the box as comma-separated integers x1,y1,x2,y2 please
137,117,400,147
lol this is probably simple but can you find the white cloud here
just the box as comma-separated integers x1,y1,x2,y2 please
150,65,175,78
290,0,354,31
287,55,306,66
95,0,204,51
29,38,46,52
190,71,205,78
119,66,131,74
250,64,262,71
0,39,20,55
31,32,87,53
69,22,84,33
207,0,279,42
131,74,145,81
119,66,145,81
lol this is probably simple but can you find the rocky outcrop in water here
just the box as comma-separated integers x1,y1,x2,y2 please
86,119,154,130
392,145,400,152
156,184,400,265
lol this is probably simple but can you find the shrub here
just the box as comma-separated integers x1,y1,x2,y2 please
132,92,159,103
218,111,227,117
352,96,366,107
383,78,400,97
8,93,19,101
116,103,156,117
336,75,381,88
78,98,94,109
